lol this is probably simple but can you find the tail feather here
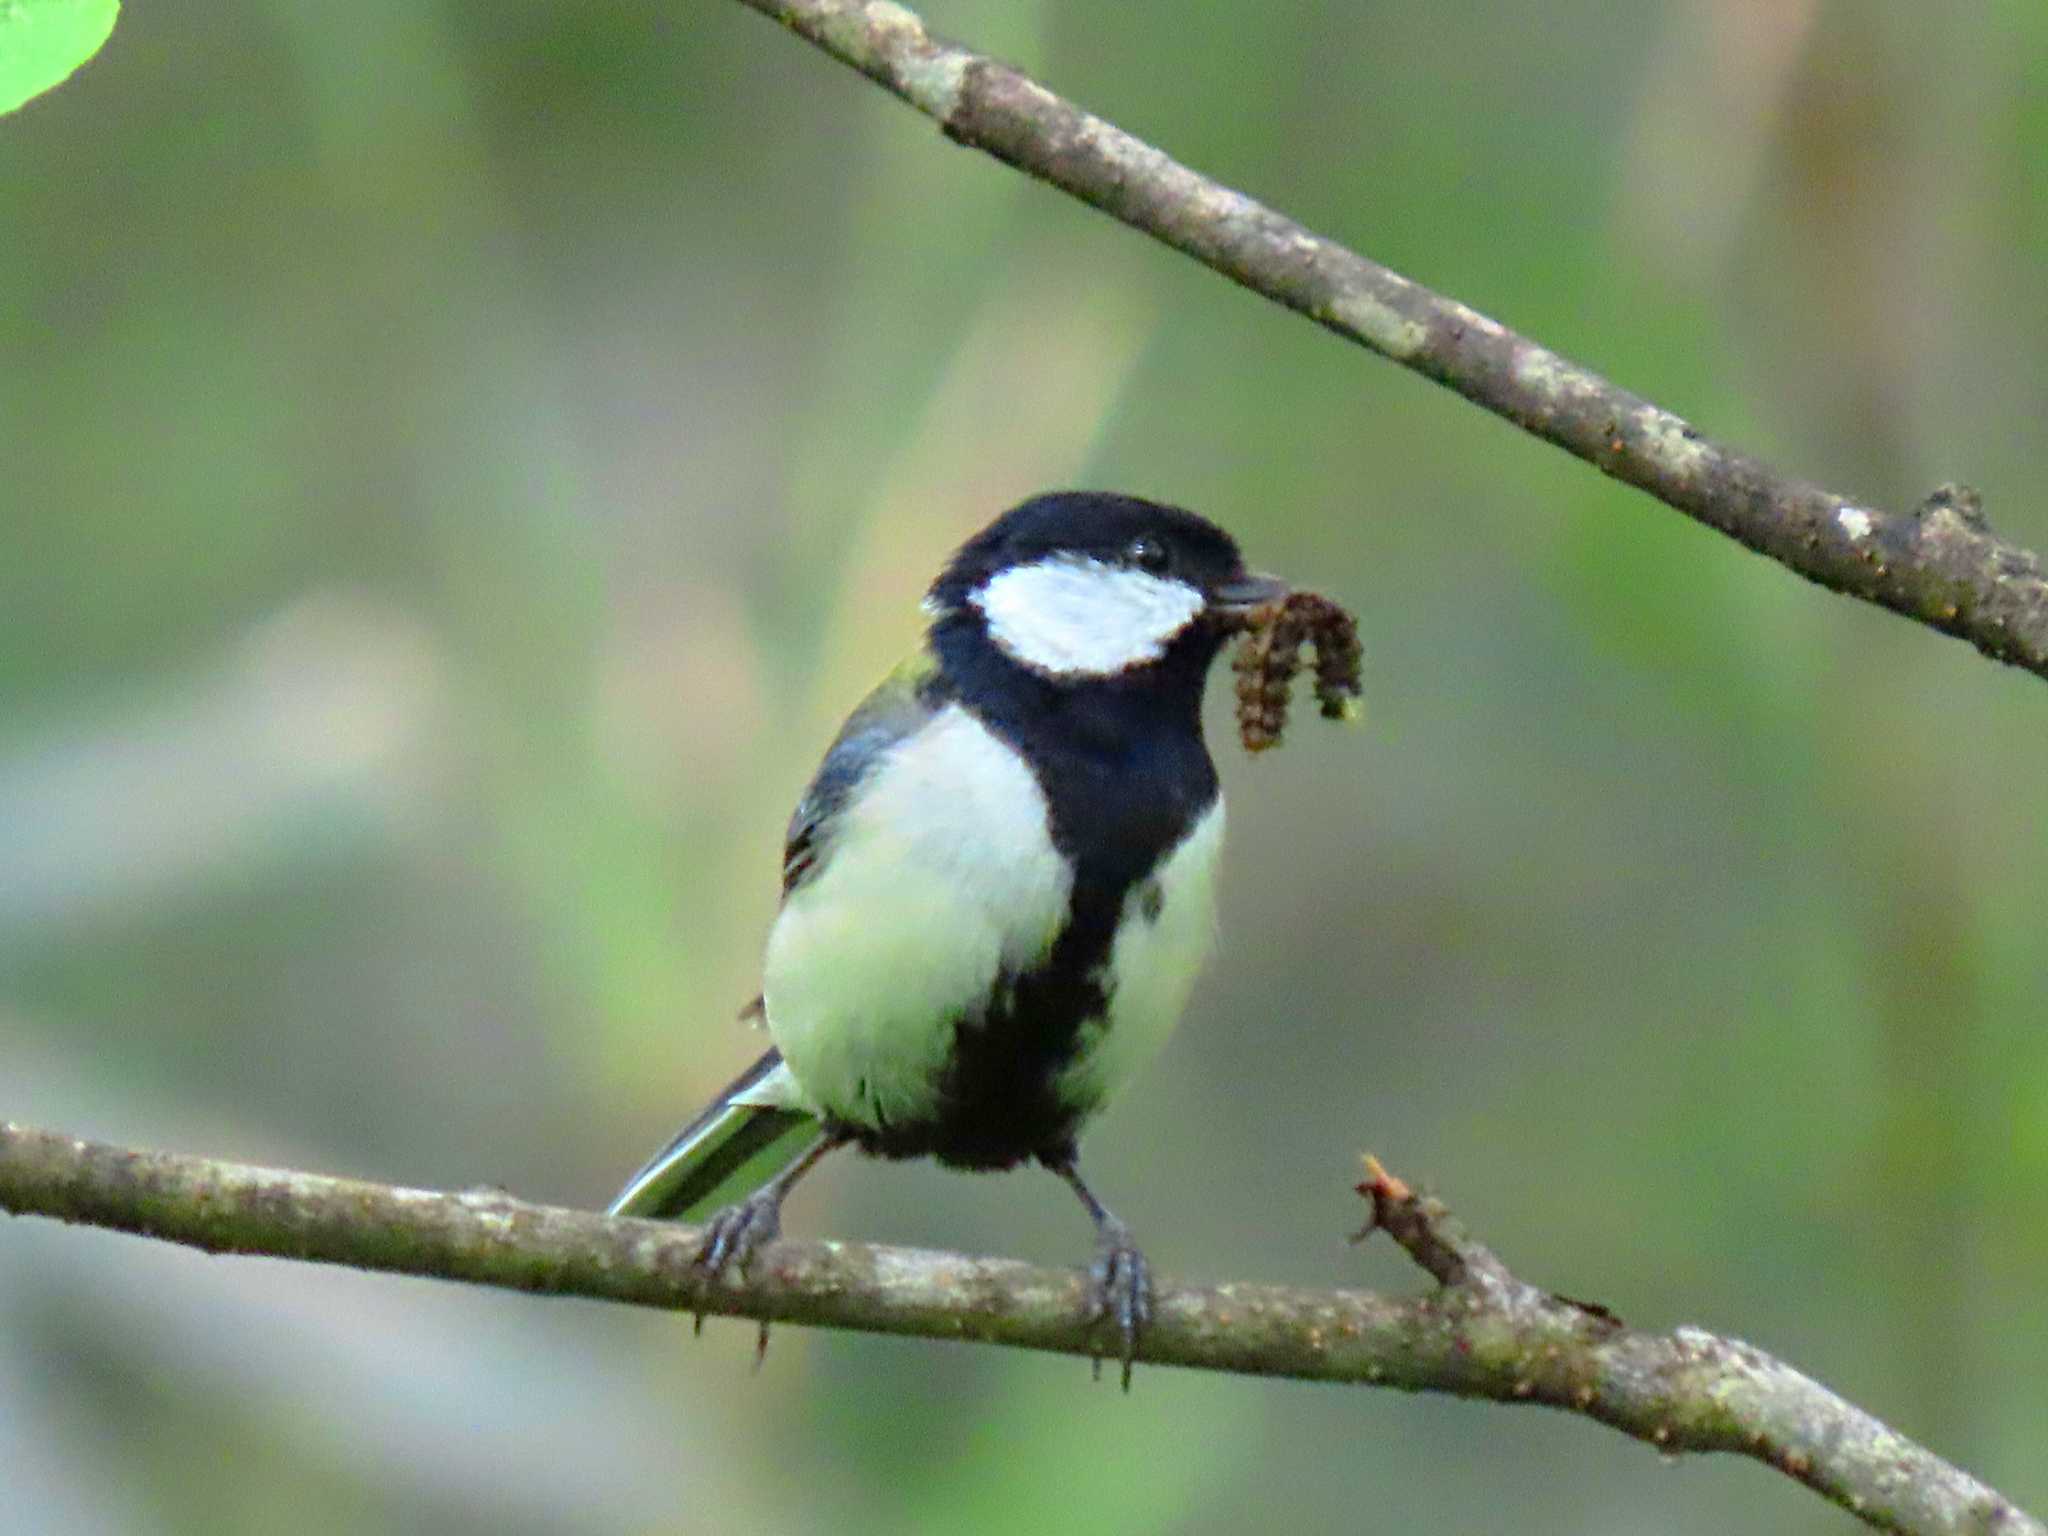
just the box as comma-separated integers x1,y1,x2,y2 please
609,1049,822,1221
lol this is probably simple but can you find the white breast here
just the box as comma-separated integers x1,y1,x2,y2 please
761,704,1073,1129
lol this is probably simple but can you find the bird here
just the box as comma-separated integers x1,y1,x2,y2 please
608,490,1292,1381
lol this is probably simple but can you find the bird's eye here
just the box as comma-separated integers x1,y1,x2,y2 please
1125,535,1170,574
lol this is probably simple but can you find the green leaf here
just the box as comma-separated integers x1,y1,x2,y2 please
0,0,118,117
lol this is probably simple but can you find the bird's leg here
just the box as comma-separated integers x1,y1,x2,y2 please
1043,1150,1152,1390
695,1130,846,1280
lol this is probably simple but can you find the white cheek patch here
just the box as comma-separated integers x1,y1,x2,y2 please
971,557,1207,677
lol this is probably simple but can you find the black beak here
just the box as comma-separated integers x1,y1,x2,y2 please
1208,570,1290,616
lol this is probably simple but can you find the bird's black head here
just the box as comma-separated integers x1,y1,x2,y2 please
926,492,1285,687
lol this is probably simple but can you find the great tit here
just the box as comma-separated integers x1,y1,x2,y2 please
609,491,1291,1376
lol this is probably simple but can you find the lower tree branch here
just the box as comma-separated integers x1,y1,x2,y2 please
1,1122,2034,1536
731,0,2048,686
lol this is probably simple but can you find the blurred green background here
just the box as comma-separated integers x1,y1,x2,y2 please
5,1,2046,1531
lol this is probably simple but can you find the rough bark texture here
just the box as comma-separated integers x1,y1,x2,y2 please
733,0,2048,685
2,1123,2037,1536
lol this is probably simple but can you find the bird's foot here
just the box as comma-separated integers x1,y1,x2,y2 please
695,1191,782,1279
1084,1219,1152,1391
688,1192,784,1353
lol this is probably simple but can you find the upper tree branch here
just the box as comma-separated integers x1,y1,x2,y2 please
1,1123,2036,1536
733,0,2048,684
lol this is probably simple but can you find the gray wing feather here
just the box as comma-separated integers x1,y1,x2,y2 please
781,648,948,896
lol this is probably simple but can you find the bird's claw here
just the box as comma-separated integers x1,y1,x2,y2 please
1085,1223,1152,1391
689,1194,783,1353
694,1194,780,1280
